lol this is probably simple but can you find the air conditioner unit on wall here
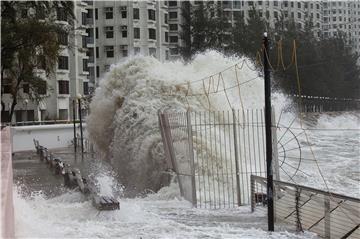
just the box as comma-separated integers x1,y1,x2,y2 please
120,6,127,11
120,25,128,31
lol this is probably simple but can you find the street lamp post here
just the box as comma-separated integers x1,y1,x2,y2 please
77,94,84,157
72,99,77,153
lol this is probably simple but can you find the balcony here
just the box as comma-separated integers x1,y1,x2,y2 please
86,36,94,46
85,17,94,25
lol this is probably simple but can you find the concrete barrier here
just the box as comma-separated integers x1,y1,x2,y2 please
11,124,87,152
1,127,15,238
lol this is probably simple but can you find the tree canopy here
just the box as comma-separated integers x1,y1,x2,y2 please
1,1,74,122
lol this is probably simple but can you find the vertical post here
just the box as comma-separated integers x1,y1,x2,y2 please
232,109,241,206
263,32,274,231
78,98,84,156
271,109,279,181
72,100,77,153
324,196,331,239
186,110,197,207
250,175,255,212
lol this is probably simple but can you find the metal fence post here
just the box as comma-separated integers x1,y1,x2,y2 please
251,175,255,212
232,109,241,206
186,110,197,207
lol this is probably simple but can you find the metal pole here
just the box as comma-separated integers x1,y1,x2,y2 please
78,98,84,156
72,99,77,153
186,110,197,207
232,109,241,206
263,32,274,231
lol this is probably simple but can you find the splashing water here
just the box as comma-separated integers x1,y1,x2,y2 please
87,51,359,197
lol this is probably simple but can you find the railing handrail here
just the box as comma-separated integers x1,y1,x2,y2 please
251,175,360,203
2,120,86,127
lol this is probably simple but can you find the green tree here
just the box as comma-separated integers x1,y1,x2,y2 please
1,1,74,122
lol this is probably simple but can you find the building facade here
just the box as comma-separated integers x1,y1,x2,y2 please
93,1,170,82
1,1,93,123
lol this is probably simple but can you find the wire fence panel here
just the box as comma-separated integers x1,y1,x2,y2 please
158,109,274,209
251,175,360,239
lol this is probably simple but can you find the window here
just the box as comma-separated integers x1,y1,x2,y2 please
169,24,178,31
284,11,288,18
273,1,278,7
165,50,169,60
291,2,294,8
105,46,114,58
274,11,278,19
82,12,86,25
148,28,156,40
304,2,308,8
165,32,169,42
169,12,177,19
291,12,294,18
105,26,114,38
105,65,110,72
95,8,98,19
258,1,262,6
58,80,69,94
170,47,178,55
96,66,100,77
120,45,128,57
58,31,68,45
248,1,253,6
317,13,320,19
266,11,270,19
58,109,68,120
297,2,301,8
105,7,113,19
120,6,127,18
170,35,178,43
298,12,301,19
96,47,99,58
169,1,177,6
96,27,99,39
57,8,67,22
316,4,319,9
38,80,47,95
134,28,140,39
58,56,68,70
83,82,89,95
149,48,156,57
133,8,140,19
164,13,168,24
121,26,128,38
148,9,156,21
83,59,88,72
134,47,140,55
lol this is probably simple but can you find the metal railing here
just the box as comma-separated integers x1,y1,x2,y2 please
251,175,360,239
2,120,85,127
158,109,279,209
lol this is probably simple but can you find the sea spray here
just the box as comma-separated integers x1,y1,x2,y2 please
87,51,266,194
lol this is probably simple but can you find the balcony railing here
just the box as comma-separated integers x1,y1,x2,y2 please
86,36,94,45
85,18,94,25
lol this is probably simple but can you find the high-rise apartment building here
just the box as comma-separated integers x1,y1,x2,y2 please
1,1,93,123
323,0,360,53
93,1,170,82
169,0,358,59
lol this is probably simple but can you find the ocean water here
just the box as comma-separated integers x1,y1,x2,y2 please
13,51,359,238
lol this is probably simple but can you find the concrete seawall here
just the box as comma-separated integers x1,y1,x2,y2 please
1,127,15,238
11,124,87,152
